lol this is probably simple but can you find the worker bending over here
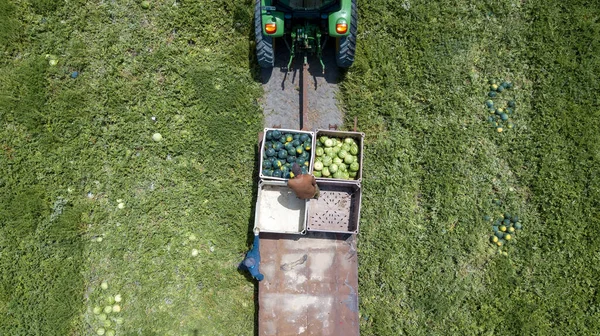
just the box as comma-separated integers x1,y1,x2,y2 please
240,227,264,281
288,163,320,199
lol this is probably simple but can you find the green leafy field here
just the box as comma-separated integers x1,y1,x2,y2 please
1,0,599,335
346,0,600,334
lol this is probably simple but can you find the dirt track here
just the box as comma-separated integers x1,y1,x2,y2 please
259,42,344,130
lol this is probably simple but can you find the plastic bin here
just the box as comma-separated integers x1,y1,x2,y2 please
259,128,315,181
306,180,362,234
254,180,307,235
313,129,364,184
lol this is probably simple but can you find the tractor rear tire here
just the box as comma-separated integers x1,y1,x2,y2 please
336,0,357,68
254,0,274,68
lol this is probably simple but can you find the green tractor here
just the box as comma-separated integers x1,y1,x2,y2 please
254,0,357,72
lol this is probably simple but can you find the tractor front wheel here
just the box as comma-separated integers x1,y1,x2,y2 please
336,0,357,68
254,0,274,68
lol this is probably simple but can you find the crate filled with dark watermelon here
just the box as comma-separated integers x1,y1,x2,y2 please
312,130,364,184
260,128,315,181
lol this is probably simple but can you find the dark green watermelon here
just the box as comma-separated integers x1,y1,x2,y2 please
266,131,273,141
287,147,296,156
273,159,284,168
278,150,288,159
303,140,311,151
300,134,309,142
271,130,282,139
263,160,273,169
262,169,273,176
489,91,497,98
292,139,301,147
508,100,516,108
273,169,282,178
266,148,276,157
286,155,296,163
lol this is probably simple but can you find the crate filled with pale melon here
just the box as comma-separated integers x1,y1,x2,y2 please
312,130,364,183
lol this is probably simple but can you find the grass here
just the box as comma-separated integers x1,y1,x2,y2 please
1,1,262,335
0,0,599,335
345,0,600,334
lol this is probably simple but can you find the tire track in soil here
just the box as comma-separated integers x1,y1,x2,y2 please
258,43,344,130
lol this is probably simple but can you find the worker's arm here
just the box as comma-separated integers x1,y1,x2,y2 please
311,175,317,186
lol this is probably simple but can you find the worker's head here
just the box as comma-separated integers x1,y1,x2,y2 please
243,257,256,268
291,163,302,177
255,273,264,281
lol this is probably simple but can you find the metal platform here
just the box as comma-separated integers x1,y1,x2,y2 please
258,232,359,336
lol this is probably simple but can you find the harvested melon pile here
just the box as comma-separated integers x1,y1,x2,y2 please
262,130,312,178
92,282,124,336
484,199,523,255
484,79,517,133
313,135,360,180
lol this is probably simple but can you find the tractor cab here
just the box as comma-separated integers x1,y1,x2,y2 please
254,0,356,70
